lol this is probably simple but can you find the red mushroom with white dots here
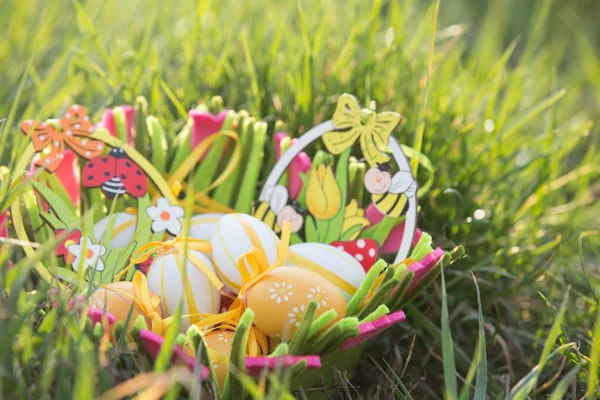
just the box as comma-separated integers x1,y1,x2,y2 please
330,238,380,272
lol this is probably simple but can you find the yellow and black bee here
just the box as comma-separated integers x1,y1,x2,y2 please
364,165,416,217
252,200,281,233
253,184,304,233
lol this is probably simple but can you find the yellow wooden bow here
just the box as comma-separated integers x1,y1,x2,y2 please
322,94,402,166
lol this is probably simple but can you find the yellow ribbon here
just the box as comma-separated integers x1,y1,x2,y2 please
364,257,416,303
286,250,358,296
321,94,402,166
166,129,241,194
190,222,291,354
116,237,224,326
101,272,164,334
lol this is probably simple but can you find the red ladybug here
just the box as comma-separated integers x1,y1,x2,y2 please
82,148,148,199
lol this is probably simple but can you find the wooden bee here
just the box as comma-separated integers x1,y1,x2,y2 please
253,184,304,233
364,164,416,217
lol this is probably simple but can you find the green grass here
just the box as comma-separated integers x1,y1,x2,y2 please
1,0,600,398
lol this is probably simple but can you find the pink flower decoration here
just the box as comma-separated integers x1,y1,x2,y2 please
30,149,81,206
244,355,321,376
408,247,445,290
189,110,228,157
0,212,7,238
274,133,312,200
87,308,116,326
366,204,422,254
139,329,209,378
101,105,135,146
340,310,406,351
55,229,83,261
55,150,81,206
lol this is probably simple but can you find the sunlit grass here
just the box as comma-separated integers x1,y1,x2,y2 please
0,0,599,398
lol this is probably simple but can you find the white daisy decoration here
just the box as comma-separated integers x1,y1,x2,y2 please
68,236,107,272
146,197,184,235
269,281,294,304
306,286,329,308
288,304,306,327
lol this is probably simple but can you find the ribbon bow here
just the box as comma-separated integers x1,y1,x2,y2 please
117,237,223,291
322,94,401,166
191,222,292,354
20,105,105,173
132,272,164,334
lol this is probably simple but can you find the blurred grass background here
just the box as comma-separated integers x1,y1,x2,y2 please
1,0,600,398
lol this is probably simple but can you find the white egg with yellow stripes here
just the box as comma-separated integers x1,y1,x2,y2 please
286,243,366,301
145,249,220,330
94,212,137,250
210,213,280,293
187,213,225,241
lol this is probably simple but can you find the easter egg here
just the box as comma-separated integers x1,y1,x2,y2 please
245,266,346,339
94,212,137,250
286,243,366,301
187,213,225,241
88,281,162,327
203,330,235,387
146,249,220,330
211,213,280,293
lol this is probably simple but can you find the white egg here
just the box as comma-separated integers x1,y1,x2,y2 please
187,213,225,241
146,249,220,330
94,212,137,250
210,213,280,293
286,243,367,301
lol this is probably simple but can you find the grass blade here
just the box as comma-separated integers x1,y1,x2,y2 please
440,267,458,400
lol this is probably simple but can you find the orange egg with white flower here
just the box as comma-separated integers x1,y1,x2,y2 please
185,330,235,387
88,280,162,329
244,266,346,340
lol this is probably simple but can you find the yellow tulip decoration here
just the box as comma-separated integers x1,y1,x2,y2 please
306,164,342,220
341,199,370,241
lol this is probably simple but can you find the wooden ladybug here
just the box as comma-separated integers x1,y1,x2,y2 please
82,148,148,199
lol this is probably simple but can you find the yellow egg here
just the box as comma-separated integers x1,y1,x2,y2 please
245,266,346,340
210,213,280,293
88,281,161,328
146,249,220,330
94,212,137,250
287,243,366,301
186,330,235,387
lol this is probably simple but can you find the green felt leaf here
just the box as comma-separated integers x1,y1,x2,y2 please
186,325,221,399
39,210,67,230
113,106,129,144
339,223,364,242
346,259,387,316
303,215,319,243
235,121,267,213
307,309,338,339
134,96,150,157
132,194,152,252
360,304,389,324
101,248,122,284
289,300,318,355
45,173,77,215
32,181,78,230
168,118,193,174
194,111,237,191
223,309,254,400
147,116,168,174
